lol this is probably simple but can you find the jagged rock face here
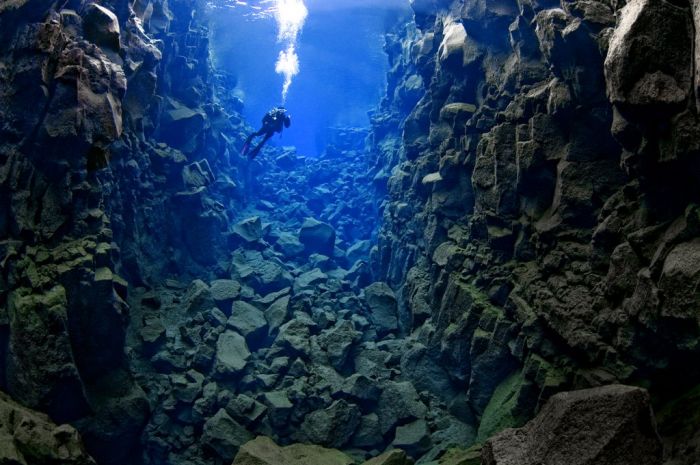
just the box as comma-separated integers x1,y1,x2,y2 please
369,0,700,453
0,0,249,464
2,0,699,464
0,391,96,465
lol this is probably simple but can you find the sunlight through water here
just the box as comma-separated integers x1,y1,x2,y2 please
274,0,308,102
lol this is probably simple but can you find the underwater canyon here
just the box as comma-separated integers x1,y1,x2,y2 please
1,0,700,464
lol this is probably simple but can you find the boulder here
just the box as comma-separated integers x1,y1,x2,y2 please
265,295,291,334
276,232,305,257
183,279,215,314
351,413,384,449
301,400,361,448
233,436,354,465
363,450,414,465
299,218,336,255
377,381,427,436
605,0,692,109
392,419,432,458
261,391,294,427
231,250,293,294
317,320,362,371
170,370,205,404
294,268,328,293
364,282,399,336
83,3,120,51
182,159,215,190
335,374,382,406
210,279,242,312
228,301,269,348
0,391,96,465
482,385,663,465
202,408,253,461
234,217,263,243
274,318,313,357
214,330,251,375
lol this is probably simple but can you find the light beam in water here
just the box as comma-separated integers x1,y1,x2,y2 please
273,0,307,102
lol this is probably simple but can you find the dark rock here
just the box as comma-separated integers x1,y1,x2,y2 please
82,3,120,51
231,250,293,294
351,413,384,449
301,399,361,448
364,282,399,336
318,320,362,371
228,301,269,348
183,279,215,314
232,436,354,465
210,279,242,312
214,330,251,376
376,381,427,436
0,391,96,464
276,232,305,257
234,216,263,243
335,373,382,407
392,419,431,458
202,408,253,461
265,295,291,334
299,218,336,255
482,385,663,465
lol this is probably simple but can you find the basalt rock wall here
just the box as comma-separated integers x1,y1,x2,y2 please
0,1,250,463
369,0,700,455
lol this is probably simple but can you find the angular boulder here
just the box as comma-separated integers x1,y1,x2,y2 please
83,3,120,51
363,450,414,465
0,391,96,465
202,408,253,461
228,301,269,348
482,385,663,465
300,400,361,448
299,218,336,256
233,436,354,465
234,216,263,243
214,330,251,375
210,279,242,312
364,282,399,336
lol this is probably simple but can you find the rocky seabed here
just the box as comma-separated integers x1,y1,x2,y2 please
0,0,699,465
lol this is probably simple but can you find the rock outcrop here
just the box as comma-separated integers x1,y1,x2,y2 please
482,385,662,465
368,0,700,458
0,391,96,465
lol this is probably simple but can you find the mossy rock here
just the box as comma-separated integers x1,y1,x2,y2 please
438,445,482,465
476,372,531,442
233,436,354,465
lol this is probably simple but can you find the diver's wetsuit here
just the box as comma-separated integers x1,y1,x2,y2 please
242,107,291,159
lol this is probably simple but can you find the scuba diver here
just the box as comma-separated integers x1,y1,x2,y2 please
242,107,291,159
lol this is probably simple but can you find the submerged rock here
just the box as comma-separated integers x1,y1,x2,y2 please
300,400,361,448
364,282,399,336
215,330,251,375
233,436,354,465
202,408,253,461
482,385,663,465
299,218,336,255
0,391,96,465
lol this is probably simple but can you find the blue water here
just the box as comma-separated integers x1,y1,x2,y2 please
208,0,410,156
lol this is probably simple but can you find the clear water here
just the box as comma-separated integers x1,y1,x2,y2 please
208,0,410,156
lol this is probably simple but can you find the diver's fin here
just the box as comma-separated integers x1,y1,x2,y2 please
241,142,250,155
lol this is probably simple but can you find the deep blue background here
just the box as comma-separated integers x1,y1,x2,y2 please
209,0,410,156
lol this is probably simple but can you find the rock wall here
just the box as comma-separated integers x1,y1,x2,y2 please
369,0,700,451
0,1,250,463
2,0,700,464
